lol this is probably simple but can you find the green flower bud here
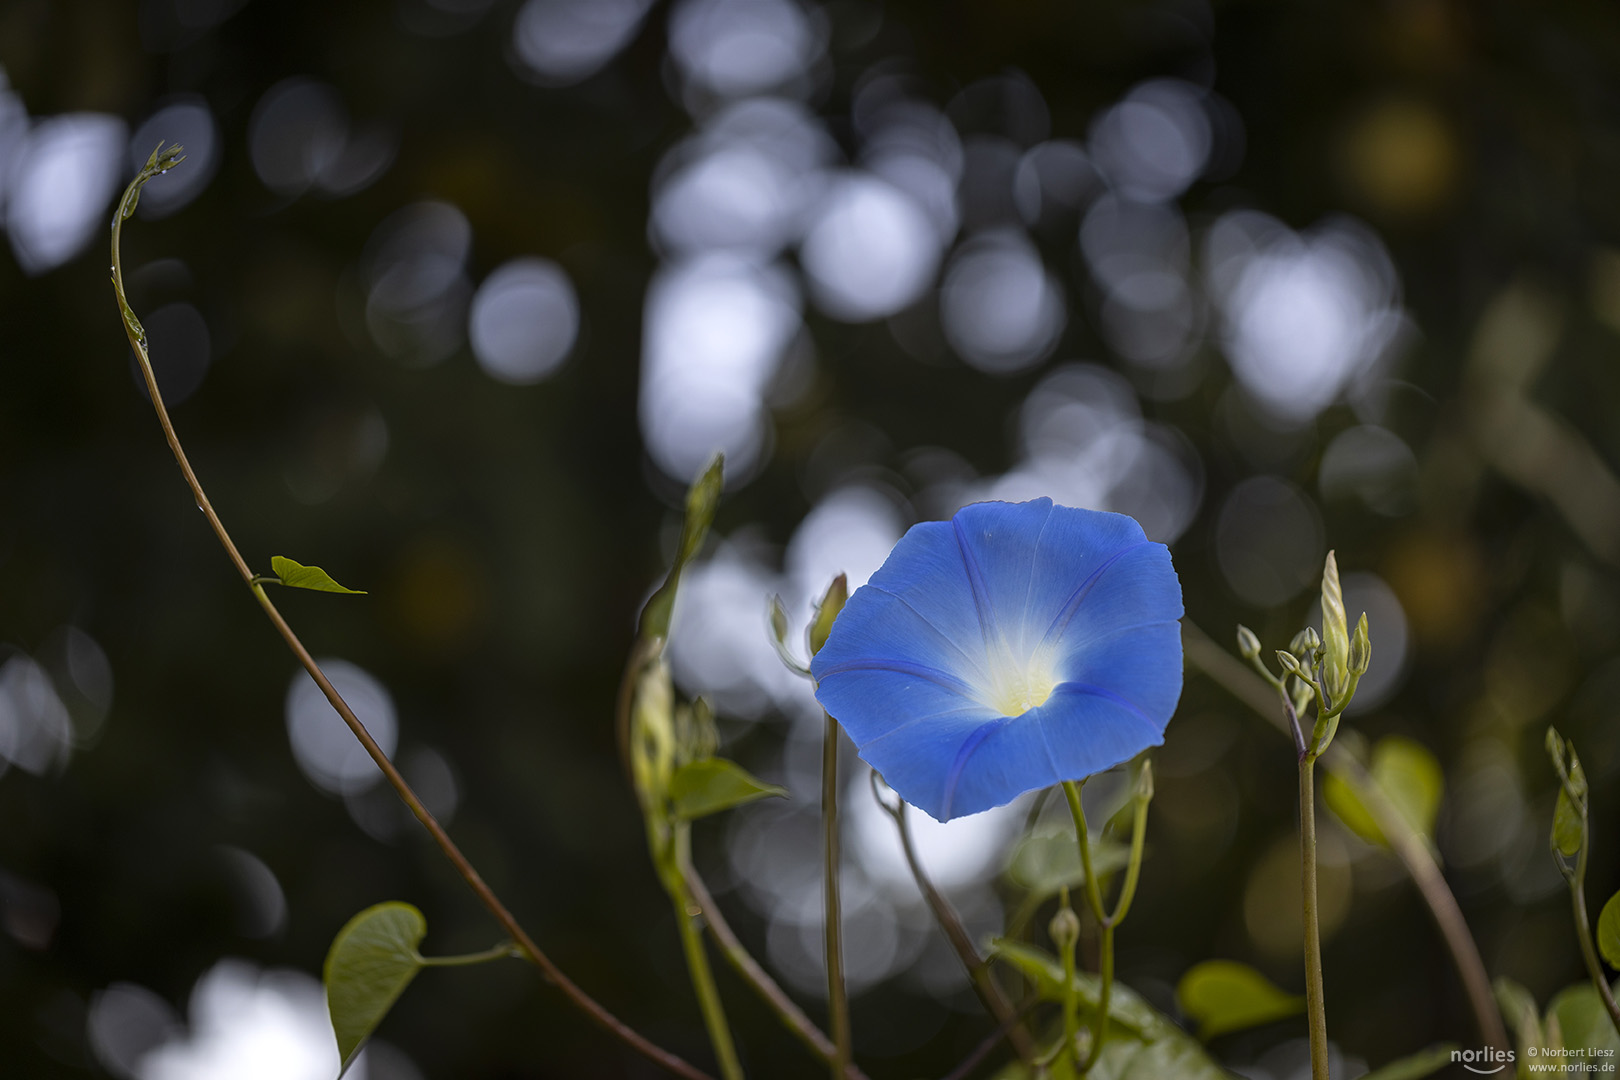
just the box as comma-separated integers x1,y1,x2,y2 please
1319,551,1351,701
629,657,676,811
768,595,790,648
1292,626,1322,658
1348,612,1371,676
1048,904,1081,951
1135,757,1155,804
1236,625,1262,660
1275,649,1304,678
808,573,848,656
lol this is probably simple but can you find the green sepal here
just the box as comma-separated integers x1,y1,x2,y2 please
1174,960,1305,1041
639,454,723,641
669,757,787,821
323,902,427,1073
808,574,848,656
1356,1044,1461,1080
270,555,367,594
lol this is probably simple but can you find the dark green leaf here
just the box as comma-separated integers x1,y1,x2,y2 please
1600,891,1620,970
323,902,427,1071
1175,960,1305,1040
989,939,1169,1038
1358,1044,1460,1080
271,555,366,595
669,757,787,820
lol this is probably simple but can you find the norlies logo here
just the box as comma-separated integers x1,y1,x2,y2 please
1453,1047,1516,1075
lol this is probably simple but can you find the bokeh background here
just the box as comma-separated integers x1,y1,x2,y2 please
4,0,1620,1076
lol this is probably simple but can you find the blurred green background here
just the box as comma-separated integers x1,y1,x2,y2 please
4,0,1620,1076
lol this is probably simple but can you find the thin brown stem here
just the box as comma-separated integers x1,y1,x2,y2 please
683,863,873,1080
937,1000,1040,1080
893,801,1037,1063
111,155,714,1080
1182,619,1510,1053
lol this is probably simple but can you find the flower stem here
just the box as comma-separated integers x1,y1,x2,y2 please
1182,619,1509,1053
1299,754,1329,1080
112,152,714,1080
1062,779,1129,1075
1565,805,1620,1035
823,713,853,1079
664,827,745,1080
682,862,872,1080
891,799,1036,1063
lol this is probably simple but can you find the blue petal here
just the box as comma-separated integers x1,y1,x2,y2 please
812,498,1185,822
812,586,986,747
950,500,1156,656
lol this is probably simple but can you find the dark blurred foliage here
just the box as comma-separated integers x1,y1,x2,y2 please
5,0,1620,1077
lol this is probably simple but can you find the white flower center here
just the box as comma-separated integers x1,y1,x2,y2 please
986,653,1057,718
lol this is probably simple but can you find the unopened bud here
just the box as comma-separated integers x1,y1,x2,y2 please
808,574,848,656
1048,905,1081,951
1348,612,1371,676
1291,626,1322,657
1135,758,1155,804
1236,625,1261,660
630,658,676,809
1319,551,1350,696
1275,650,1303,678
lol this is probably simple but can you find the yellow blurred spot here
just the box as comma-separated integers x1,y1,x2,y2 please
1383,530,1482,650
1342,99,1458,217
1243,831,1352,960
389,535,484,655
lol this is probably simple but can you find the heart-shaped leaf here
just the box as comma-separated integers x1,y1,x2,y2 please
271,555,366,594
1175,960,1304,1040
324,902,427,1071
669,758,787,820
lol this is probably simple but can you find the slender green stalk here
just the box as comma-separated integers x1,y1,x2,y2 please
418,943,521,967
1062,780,1121,1075
113,148,715,1080
1299,756,1329,1080
683,863,873,1080
1560,795,1620,1035
822,714,853,1079
1182,620,1509,1053
664,828,745,1080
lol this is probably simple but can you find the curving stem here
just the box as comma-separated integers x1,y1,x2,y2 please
111,146,714,1080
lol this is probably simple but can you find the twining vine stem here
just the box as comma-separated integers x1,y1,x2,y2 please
1181,619,1509,1053
822,714,854,1079
1297,755,1329,1080
111,145,714,1080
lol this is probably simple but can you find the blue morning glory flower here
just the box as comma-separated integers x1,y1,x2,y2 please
810,498,1183,822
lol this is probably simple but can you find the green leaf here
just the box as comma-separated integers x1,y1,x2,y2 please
1600,892,1620,970
668,757,787,820
1006,833,1130,900
639,454,724,641
1358,1044,1460,1080
1175,960,1305,1040
270,556,366,594
323,902,427,1071
1547,982,1620,1056
1323,736,1444,847
989,939,1169,1038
